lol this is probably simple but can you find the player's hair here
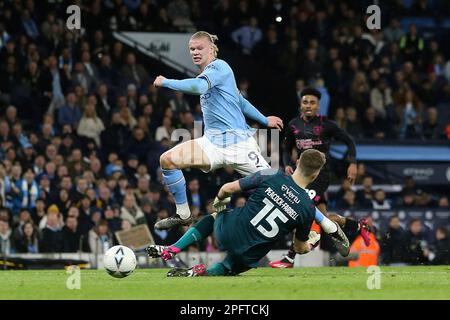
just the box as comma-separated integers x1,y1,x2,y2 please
191,31,219,57
298,149,326,177
300,87,321,100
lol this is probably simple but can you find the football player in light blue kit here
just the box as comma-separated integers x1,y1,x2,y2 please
153,31,349,258
153,31,284,230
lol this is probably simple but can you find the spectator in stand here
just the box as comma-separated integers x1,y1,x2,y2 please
231,17,263,56
135,176,151,206
89,220,113,254
13,221,39,253
362,107,387,139
62,215,81,252
58,92,82,129
155,116,174,142
110,5,137,31
120,193,146,226
169,92,190,118
334,178,352,202
121,52,149,89
399,24,425,64
126,84,138,114
125,127,150,164
8,163,24,217
104,206,122,234
356,176,374,208
40,208,63,253
119,107,137,130
98,54,120,88
77,101,105,147
398,89,423,139
383,18,404,44
350,72,370,114
20,169,39,211
404,219,429,265
422,107,444,140
0,217,12,254
12,209,32,237
31,198,46,226
336,189,358,210
80,50,100,90
371,189,391,210
400,192,416,207
333,108,345,129
186,178,206,212
381,216,407,265
429,227,450,265
370,78,393,119
166,0,194,32
21,10,39,40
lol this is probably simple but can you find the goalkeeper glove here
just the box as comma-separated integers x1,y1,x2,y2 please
307,231,321,250
213,196,231,212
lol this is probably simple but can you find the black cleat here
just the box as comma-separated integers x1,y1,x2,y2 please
146,245,178,261
154,215,193,230
146,245,166,258
329,222,350,257
167,264,206,277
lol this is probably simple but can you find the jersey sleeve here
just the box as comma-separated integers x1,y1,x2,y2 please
238,93,268,126
328,120,357,164
162,78,209,95
197,60,228,90
238,168,279,191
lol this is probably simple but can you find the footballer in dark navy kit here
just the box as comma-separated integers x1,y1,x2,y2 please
269,87,371,268
146,149,348,277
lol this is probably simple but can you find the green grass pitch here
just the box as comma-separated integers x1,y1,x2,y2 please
1,266,449,300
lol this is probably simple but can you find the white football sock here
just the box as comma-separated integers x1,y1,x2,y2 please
319,216,338,234
176,202,191,219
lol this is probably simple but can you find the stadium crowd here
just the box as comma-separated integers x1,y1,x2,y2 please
0,0,449,266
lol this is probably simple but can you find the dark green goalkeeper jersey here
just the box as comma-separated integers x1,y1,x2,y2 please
214,169,315,267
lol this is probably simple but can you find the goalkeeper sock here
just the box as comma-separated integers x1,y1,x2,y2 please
285,247,296,261
314,208,338,234
172,215,215,251
206,263,228,276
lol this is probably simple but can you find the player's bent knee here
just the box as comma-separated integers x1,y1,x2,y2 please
160,152,177,169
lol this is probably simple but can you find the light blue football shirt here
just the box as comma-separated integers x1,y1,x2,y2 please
197,59,256,147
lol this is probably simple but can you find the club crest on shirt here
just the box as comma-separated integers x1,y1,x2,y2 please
313,126,322,136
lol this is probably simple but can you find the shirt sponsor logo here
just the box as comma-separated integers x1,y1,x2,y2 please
296,139,323,150
281,184,301,204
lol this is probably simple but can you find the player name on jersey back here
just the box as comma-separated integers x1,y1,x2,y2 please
264,187,299,220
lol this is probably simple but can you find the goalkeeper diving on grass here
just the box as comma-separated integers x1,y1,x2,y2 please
146,149,349,277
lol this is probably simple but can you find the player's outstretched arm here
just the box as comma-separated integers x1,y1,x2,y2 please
238,94,283,130
213,180,241,212
217,180,241,201
214,169,277,212
153,75,209,95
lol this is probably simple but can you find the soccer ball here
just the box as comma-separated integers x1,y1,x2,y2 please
103,245,137,278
